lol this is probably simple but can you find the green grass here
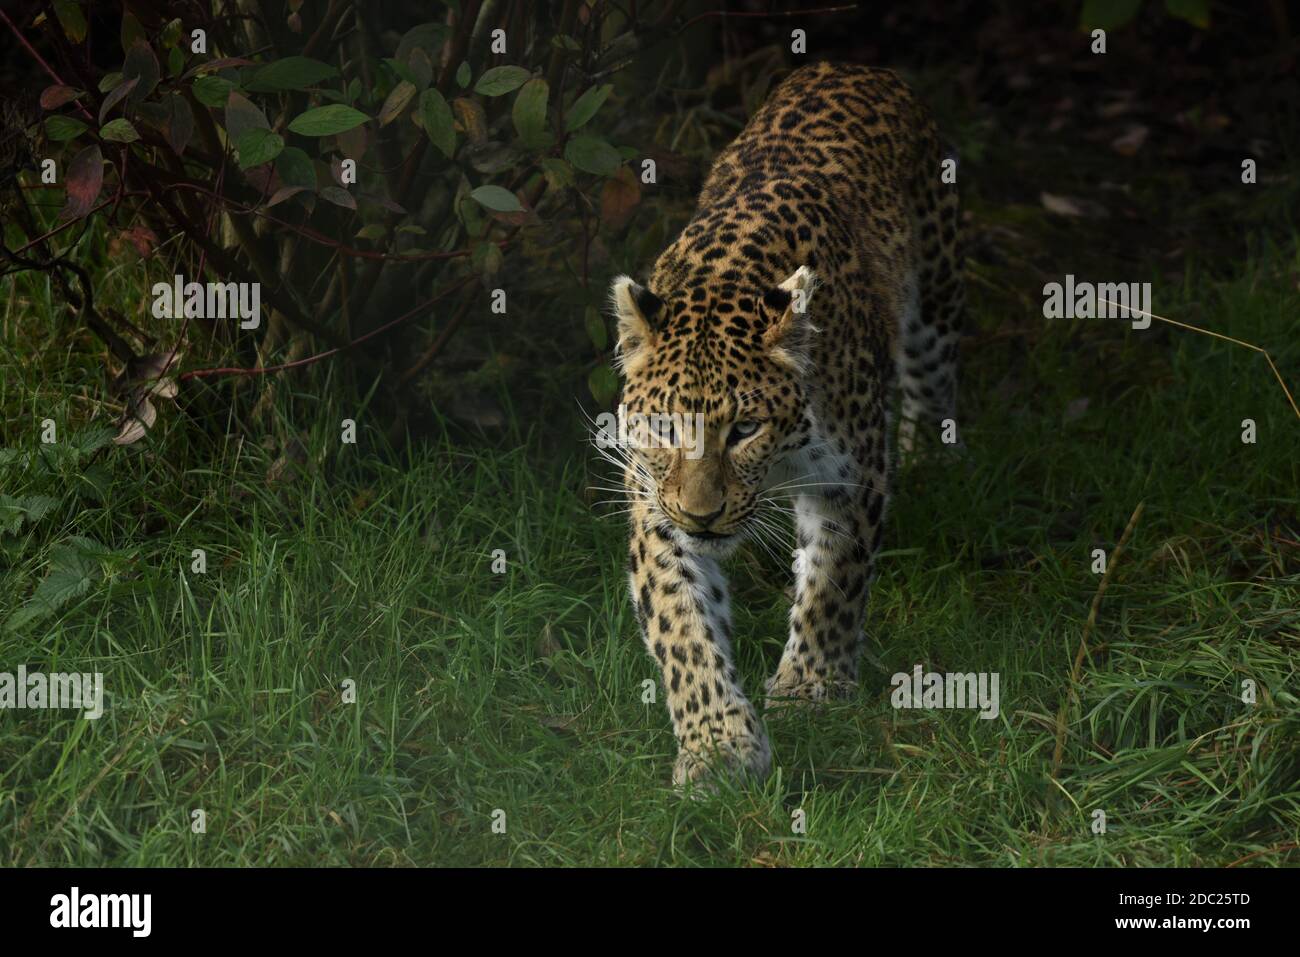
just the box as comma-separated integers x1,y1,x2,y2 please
1,237,1297,866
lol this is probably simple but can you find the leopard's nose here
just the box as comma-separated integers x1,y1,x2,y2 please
680,505,725,531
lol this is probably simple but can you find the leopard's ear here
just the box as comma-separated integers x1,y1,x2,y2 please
763,266,819,374
610,275,663,375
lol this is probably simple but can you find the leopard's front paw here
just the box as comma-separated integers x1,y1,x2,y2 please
672,722,771,794
764,667,856,712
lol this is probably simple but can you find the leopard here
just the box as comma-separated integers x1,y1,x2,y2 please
604,61,964,789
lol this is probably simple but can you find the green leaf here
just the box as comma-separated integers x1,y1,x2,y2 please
5,568,90,629
266,185,307,208
61,535,113,559
184,56,255,78
1164,0,1209,27
133,99,166,132
79,463,112,503
512,78,550,149
74,426,116,456
464,142,522,174
224,91,269,146
5,536,110,631
37,565,94,604
457,194,487,237
469,185,522,212
584,306,607,350
418,88,456,158
1079,0,1143,31
121,11,146,53
565,84,612,132
0,495,59,535
456,62,471,88
379,80,417,126
474,66,531,97
99,118,140,143
564,133,621,176
355,223,387,241
287,104,369,136
540,157,574,191
24,495,60,522
0,501,23,536
161,18,183,48
587,364,620,407
122,38,160,105
453,98,487,143
162,92,194,155
53,0,87,43
274,147,316,190
98,76,139,125
319,186,356,210
245,56,339,92
396,22,449,75
383,57,418,87
236,128,284,169
408,48,433,90
473,241,502,278
40,85,82,110
98,72,124,93
193,75,234,107
45,115,89,142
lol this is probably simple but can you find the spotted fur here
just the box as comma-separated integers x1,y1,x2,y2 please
607,63,964,788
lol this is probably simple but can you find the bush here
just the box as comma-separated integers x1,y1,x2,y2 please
1,1,725,444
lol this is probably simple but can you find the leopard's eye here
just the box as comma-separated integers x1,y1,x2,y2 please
727,420,762,445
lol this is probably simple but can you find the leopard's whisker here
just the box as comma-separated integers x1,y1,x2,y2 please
742,517,788,568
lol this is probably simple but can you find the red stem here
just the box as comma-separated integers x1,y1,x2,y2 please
178,277,475,382
680,3,859,32
143,181,507,263
0,6,94,122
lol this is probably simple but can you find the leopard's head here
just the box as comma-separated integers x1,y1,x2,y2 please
604,266,819,554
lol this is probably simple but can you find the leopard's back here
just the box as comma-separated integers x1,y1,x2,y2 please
698,63,938,223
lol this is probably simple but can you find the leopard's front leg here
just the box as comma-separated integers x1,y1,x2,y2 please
766,462,887,707
627,499,771,789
